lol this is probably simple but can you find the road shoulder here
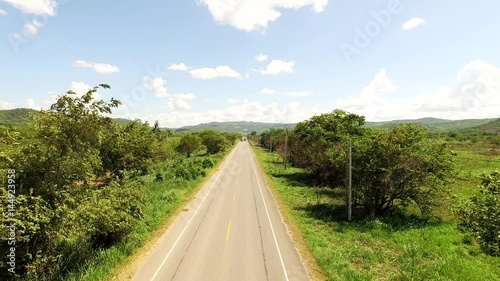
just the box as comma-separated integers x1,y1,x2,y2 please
250,145,328,281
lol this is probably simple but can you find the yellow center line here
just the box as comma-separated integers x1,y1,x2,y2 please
226,221,231,243
232,194,235,203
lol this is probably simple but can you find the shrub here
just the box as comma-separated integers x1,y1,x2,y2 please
353,125,455,217
458,171,500,256
174,161,204,180
200,130,228,154
175,165,192,180
155,172,164,182
202,158,214,169
176,134,202,157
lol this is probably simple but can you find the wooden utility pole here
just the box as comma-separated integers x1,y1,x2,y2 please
347,137,352,222
284,128,288,170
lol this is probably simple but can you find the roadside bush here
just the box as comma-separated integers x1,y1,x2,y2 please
100,120,159,179
176,133,202,157
291,110,365,187
353,125,455,217
287,110,454,218
155,172,164,182
174,161,204,180
202,158,215,169
200,130,227,154
0,191,53,279
77,181,145,249
458,171,500,256
175,165,192,180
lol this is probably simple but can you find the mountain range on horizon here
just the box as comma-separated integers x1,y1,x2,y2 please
1,108,498,135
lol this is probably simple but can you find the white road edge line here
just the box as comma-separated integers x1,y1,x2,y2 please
149,145,238,281
248,146,290,281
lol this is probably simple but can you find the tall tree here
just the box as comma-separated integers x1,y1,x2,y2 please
176,133,202,157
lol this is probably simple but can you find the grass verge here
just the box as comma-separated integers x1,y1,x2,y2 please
253,147,500,281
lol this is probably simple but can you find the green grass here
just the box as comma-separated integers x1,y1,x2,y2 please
57,151,230,281
253,148,500,281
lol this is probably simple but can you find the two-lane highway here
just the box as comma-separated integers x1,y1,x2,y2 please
131,142,310,281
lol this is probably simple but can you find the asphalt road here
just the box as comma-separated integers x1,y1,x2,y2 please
131,142,310,281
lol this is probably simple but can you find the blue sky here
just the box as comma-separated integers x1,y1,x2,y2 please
1,0,499,128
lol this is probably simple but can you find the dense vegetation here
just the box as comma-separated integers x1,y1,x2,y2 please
0,85,236,280
259,110,456,217
458,171,500,256
252,110,499,279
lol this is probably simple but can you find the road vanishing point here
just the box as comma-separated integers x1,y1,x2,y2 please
131,142,310,281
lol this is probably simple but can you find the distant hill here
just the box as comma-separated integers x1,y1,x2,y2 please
177,118,498,134
113,118,134,126
0,108,39,126
365,118,496,133
176,121,295,134
1,108,497,134
463,118,500,134
0,108,133,127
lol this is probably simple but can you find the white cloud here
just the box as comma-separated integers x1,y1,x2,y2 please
336,69,399,120
411,60,500,119
227,98,240,104
189,65,241,79
70,81,92,94
1,0,57,16
0,100,14,109
0,8,8,15
74,60,120,74
168,63,189,71
24,20,43,35
335,61,500,121
25,98,42,110
402,17,425,31
261,60,295,75
168,93,196,110
26,98,36,108
69,81,102,101
284,91,313,97
126,100,312,128
260,88,277,95
360,68,399,96
255,54,268,62
199,0,328,32
143,77,168,97
286,102,301,115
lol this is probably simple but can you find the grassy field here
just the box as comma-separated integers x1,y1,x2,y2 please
253,143,500,281
56,149,232,281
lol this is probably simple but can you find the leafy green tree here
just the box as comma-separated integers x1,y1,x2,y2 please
200,130,228,154
458,171,500,256
100,120,159,178
0,85,149,279
352,124,455,217
14,85,120,201
291,110,365,186
222,132,240,144
176,133,202,157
